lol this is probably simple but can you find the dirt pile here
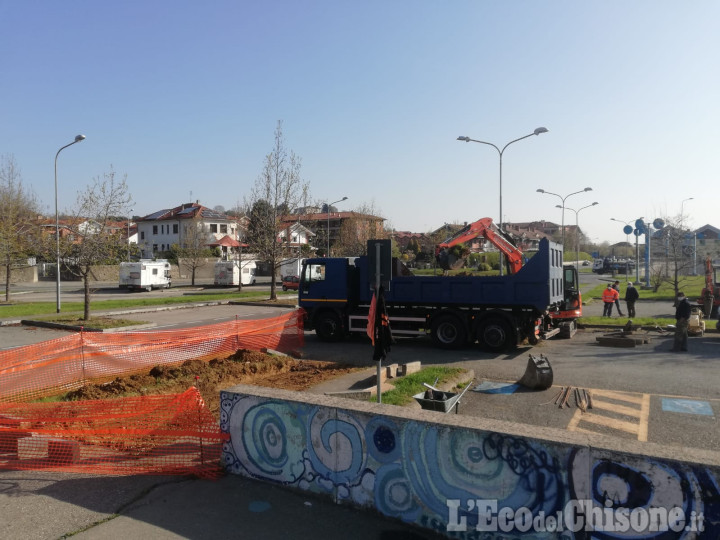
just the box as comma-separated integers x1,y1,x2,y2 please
63,349,359,417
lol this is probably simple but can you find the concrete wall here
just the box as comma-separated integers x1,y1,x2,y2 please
0,266,37,283
221,385,720,539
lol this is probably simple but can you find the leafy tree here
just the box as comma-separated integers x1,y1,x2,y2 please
0,155,39,301
61,168,132,319
245,121,308,300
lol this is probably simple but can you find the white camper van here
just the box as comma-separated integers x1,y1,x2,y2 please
119,260,172,291
214,260,257,286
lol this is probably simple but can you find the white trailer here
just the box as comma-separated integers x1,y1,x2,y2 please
119,260,172,291
214,260,257,286
278,257,306,280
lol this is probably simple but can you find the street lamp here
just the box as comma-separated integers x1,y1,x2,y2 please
680,198,695,274
127,211,133,262
559,202,598,270
610,216,643,282
680,197,694,220
457,127,548,276
326,197,348,256
55,134,86,313
537,187,592,249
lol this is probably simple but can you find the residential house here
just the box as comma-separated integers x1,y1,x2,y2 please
280,211,385,253
135,202,239,258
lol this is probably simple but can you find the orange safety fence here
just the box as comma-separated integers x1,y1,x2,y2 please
0,387,228,478
0,309,304,478
0,309,305,404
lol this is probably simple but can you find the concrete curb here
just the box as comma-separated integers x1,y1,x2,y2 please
20,319,158,333
228,301,298,309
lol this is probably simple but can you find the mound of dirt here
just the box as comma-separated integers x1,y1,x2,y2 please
63,349,359,418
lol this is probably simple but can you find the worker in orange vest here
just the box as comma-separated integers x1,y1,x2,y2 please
602,283,619,317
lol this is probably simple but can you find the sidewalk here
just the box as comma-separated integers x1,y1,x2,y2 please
0,470,441,540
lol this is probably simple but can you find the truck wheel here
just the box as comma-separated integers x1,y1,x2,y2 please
145,286,152,292
431,315,466,349
282,285,288,291
478,318,514,352
315,312,343,342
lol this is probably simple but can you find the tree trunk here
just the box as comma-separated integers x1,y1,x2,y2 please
4,263,10,302
191,268,196,286
83,271,91,320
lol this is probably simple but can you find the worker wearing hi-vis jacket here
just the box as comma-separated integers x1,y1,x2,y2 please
602,283,619,317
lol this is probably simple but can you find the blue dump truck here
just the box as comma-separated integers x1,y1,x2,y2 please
298,238,578,351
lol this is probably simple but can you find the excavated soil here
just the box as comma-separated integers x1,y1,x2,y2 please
63,349,360,418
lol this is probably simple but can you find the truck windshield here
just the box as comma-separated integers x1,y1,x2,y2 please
303,263,325,283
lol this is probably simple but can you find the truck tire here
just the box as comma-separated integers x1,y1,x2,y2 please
315,312,343,342
431,315,467,349
478,318,514,352
282,285,288,291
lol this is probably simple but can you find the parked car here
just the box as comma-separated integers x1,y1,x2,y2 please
282,275,300,291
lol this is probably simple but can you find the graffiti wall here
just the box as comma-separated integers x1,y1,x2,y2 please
220,386,720,539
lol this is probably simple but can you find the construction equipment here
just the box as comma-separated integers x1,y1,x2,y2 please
688,307,706,337
435,217,524,273
517,354,553,390
434,218,581,334
300,237,576,351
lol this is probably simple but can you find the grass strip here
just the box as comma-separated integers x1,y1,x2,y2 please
371,366,464,406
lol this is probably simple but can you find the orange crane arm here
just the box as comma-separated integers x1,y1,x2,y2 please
436,217,524,274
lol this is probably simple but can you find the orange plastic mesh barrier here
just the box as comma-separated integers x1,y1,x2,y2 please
0,387,228,478
0,309,305,403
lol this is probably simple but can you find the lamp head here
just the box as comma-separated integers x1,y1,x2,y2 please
591,202,599,206
457,136,470,142
74,134,86,142
583,187,592,192
536,189,545,193
555,204,562,209
341,196,348,201
534,127,548,135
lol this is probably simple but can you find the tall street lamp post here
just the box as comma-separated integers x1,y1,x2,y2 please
127,211,133,262
457,127,548,276
558,202,598,270
681,197,695,274
537,187,592,250
55,134,86,313
326,197,348,256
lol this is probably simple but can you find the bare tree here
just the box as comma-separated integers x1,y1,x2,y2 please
63,168,132,320
172,211,215,286
656,215,695,298
0,155,39,301
333,201,387,257
245,121,309,300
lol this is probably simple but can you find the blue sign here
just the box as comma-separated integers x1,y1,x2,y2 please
662,398,714,416
473,381,520,394
623,225,633,235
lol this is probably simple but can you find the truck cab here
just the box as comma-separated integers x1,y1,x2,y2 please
299,258,358,340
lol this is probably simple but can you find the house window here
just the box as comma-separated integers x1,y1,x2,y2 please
140,231,145,240
153,225,158,235
173,224,178,234
210,224,218,233
153,244,158,252
220,224,227,234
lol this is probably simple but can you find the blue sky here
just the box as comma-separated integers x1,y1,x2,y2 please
1,1,718,244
